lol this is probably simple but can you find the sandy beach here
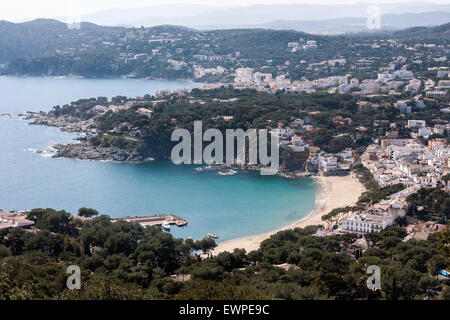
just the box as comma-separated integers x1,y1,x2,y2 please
212,174,365,255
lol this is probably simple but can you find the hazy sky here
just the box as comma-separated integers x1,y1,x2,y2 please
1,0,449,22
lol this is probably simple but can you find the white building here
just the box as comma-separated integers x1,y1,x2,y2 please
290,136,309,152
253,72,272,84
407,120,426,129
426,90,447,98
271,127,295,138
234,68,254,83
341,213,393,234
394,69,413,79
378,73,394,82
319,155,338,172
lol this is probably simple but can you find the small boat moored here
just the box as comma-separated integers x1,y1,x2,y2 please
204,233,219,239
218,169,237,176
161,222,171,230
176,219,188,226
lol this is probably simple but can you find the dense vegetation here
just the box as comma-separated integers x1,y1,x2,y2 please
0,208,448,300
40,86,450,170
1,19,448,79
45,88,418,158
407,188,450,223
392,22,450,41
0,19,121,63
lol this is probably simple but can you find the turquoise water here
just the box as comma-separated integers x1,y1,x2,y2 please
0,76,317,242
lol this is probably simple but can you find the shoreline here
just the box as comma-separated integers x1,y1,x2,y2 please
11,115,364,250
212,173,365,255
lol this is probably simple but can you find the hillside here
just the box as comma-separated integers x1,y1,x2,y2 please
393,22,450,40
0,19,122,63
0,19,448,79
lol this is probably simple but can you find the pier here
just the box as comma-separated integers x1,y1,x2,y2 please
111,214,187,228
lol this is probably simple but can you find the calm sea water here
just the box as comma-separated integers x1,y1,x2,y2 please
0,76,317,242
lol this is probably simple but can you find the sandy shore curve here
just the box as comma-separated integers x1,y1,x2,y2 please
212,174,365,255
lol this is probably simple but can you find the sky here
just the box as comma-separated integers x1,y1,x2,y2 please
1,0,449,22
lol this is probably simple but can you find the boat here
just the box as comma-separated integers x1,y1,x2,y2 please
165,215,176,222
195,165,213,172
161,222,171,230
218,169,237,176
204,233,219,239
175,219,187,226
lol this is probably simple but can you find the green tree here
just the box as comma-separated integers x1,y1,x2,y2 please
78,207,99,218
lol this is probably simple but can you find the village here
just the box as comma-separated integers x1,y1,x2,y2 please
7,23,450,247
311,129,449,244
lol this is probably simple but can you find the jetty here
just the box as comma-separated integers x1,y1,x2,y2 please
111,214,187,228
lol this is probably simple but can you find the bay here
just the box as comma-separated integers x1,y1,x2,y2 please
0,76,317,242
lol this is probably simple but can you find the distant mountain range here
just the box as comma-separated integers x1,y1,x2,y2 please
199,11,450,34
56,2,450,33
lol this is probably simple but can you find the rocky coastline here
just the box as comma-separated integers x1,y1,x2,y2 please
23,112,153,163
52,142,154,163
22,111,311,176
24,112,98,134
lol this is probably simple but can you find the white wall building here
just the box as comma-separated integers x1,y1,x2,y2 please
234,68,254,83
341,213,393,234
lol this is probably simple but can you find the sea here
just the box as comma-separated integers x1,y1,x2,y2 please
0,76,317,242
